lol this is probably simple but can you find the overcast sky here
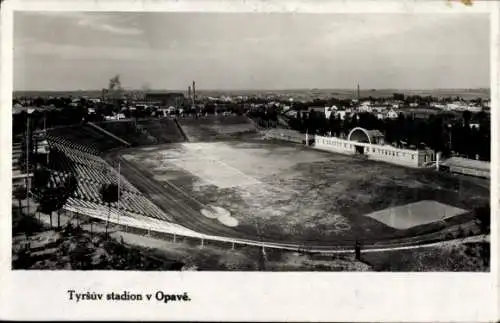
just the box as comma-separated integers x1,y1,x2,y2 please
13,12,489,91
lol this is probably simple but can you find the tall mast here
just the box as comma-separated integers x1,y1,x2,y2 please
26,111,30,215
117,161,121,226
192,81,196,107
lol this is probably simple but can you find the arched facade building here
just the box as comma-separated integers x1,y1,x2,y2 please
314,127,435,168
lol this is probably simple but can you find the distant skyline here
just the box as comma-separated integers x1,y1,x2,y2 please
14,12,490,91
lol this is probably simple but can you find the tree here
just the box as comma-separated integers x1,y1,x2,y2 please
68,240,93,269
475,205,490,234
393,93,405,101
30,167,52,220
31,167,51,198
34,172,77,229
462,110,472,127
355,240,361,261
13,248,34,269
13,185,27,212
56,175,78,228
37,188,59,228
99,183,120,236
13,204,43,241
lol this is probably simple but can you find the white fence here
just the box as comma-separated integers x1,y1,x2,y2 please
314,135,435,168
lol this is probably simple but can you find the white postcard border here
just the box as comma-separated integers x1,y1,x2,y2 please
0,0,498,321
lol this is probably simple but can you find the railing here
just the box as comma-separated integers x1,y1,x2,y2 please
61,199,483,256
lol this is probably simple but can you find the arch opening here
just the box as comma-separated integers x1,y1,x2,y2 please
347,127,372,144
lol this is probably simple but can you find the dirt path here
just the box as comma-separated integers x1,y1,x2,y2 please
111,226,489,256
26,200,490,256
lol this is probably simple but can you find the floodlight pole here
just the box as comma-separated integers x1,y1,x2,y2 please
117,161,121,226
255,218,267,269
448,124,453,152
25,112,30,216
44,112,49,165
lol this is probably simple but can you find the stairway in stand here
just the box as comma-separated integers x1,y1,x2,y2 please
12,138,25,184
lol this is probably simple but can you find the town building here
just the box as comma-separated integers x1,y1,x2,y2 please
387,109,399,119
144,92,185,108
314,127,435,168
358,101,373,113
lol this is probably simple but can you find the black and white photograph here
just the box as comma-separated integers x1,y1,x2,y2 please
8,5,493,273
2,0,499,321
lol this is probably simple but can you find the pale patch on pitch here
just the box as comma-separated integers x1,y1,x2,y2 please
364,200,468,230
201,208,219,219
201,205,239,227
162,143,262,189
217,215,238,227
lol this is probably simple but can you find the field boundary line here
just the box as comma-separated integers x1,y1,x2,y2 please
87,122,132,147
118,155,209,214
180,142,302,195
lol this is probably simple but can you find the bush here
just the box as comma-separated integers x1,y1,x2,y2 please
68,239,93,269
12,214,43,236
62,222,84,237
12,248,34,269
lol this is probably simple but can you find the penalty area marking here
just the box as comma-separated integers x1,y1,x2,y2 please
159,142,304,196
178,143,264,189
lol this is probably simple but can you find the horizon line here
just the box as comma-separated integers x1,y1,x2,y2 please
13,87,491,93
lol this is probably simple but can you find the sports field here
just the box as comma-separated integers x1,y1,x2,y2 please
116,139,489,245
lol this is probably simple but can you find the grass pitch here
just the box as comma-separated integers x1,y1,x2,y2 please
120,139,489,245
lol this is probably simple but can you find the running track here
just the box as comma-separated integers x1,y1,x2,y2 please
106,150,479,251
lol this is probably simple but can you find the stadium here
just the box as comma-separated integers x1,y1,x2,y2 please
20,114,489,254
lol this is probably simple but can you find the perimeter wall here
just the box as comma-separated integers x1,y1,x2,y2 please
314,135,435,168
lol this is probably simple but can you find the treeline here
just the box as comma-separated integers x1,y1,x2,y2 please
204,93,487,106
391,93,486,105
253,108,490,161
12,99,250,136
13,103,150,136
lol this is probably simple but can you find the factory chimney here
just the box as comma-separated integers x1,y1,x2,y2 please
357,83,360,101
188,86,191,101
192,81,196,106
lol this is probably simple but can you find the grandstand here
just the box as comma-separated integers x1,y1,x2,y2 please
45,133,171,222
95,120,157,146
40,117,200,223
48,124,128,154
136,118,186,144
440,157,490,179
177,115,257,141
12,139,29,186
